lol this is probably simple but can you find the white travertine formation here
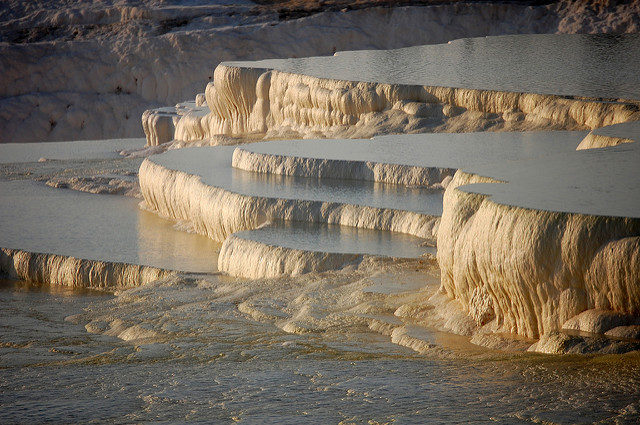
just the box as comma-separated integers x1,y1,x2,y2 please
138,158,440,242
437,170,640,339
577,120,640,150
142,108,179,147
142,102,208,146
171,64,639,143
11,0,637,143
562,309,640,335
232,147,452,187
218,233,362,279
0,247,172,289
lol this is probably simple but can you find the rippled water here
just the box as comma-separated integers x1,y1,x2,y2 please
1,117,638,422
228,33,640,100
2,273,640,424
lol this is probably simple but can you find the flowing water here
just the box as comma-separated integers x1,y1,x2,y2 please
2,271,640,424
1,67,639,422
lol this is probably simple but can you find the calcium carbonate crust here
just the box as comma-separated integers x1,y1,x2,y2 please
160,65,640,145
231,147,454,187
138,157,440,243
218,233,363,279
7,0,640,143
437,171,640,342
0,247,173,289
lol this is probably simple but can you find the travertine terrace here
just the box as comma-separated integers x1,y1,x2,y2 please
138,33,640,353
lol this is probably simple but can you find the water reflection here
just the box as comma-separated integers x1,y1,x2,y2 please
154,146,444,215
0,181,220,272
236,220,434,258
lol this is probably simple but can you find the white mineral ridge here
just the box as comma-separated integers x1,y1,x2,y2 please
217,221,431,279
577,119,640,150
0,179,221,286
437,159,640,340
230,131,586,186
165,33,640,145
0,247,172,289
4,0,640,143
138,155,440,243
218,233,362,279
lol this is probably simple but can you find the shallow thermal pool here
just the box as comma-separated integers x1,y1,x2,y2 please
151,145,444,216
237,130,587,177
460,122,640,218
0,180,220,273
0,138,145,164
234,221,435,258
228,33,640,100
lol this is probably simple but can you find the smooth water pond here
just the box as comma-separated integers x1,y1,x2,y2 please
228,33,640,100
152,146,444,216
459,121,640,218
462,140,640,218
0,138,144,164
0,180,220,272
241,130,640,218
236,221,435,257
239,131,587,176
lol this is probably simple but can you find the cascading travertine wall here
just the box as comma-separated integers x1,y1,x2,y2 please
141,109,179,147
0,247,172,289
168,65,640,143
218,234,362,279
436,171,640,339
138,158,440,243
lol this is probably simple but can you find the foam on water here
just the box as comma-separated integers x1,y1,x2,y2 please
2,268,640,423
